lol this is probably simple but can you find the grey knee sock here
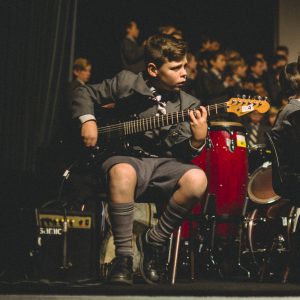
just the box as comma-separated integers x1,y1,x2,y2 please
147,198,189,246
108,202,134,257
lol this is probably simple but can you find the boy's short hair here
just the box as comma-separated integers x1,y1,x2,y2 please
276,45,289,55
227,57,246,72
73,58,91,72
271,54,288,66
248,57,264,68
207,50,224,67
144,34,188,68
158,25,177,35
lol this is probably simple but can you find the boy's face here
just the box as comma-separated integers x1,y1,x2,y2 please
276,50,288,60
275,59,287,68
211,54,226,72
250,111,264,123
128,21,139,39
254,82,267,96
150,56,188,92
251,61,264,76
235,64,247,78
74,65,91,83
210,41,220,51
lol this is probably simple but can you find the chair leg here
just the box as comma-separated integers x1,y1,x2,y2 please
171,225,182,284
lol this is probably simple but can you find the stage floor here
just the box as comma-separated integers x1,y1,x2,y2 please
2,278,300,297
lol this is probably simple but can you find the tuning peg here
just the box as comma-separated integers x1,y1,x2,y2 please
257,96,262,100
248,95,251,99
242,94,246,99
236,94,241,98
264,96,268,101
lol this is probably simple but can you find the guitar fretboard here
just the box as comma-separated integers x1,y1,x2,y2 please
98,102,228,136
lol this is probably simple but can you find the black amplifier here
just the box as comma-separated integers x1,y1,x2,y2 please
32,208,100,282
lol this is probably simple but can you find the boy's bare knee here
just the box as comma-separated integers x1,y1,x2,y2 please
109,163,137,185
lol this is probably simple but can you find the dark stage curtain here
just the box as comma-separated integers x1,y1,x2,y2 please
1,1,78,274
1,0,77,175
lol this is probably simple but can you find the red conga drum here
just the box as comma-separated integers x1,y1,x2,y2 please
207,121,248,237
181,122,248,240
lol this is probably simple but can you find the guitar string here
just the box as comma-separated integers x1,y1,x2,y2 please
97,101,259,134
97,101,255,134
98,103,227,134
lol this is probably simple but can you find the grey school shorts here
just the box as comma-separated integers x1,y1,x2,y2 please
100,156,201,202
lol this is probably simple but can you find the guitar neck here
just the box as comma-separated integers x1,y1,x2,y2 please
98,102,228,137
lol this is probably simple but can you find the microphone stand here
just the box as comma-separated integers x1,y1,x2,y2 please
57,162,78,274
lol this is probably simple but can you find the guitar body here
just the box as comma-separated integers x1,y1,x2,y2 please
78,107,142,166
82,137,136,167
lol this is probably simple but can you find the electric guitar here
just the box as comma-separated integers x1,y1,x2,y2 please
81,97,270,166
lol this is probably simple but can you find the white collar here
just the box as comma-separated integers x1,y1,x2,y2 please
211,68,222,79
77,78,85,85
233,74,241,82
126,35,136,42
288,97,300,102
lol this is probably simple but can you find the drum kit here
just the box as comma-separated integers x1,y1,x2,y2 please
177,121,300,283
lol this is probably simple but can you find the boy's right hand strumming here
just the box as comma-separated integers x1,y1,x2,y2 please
81,120,98,147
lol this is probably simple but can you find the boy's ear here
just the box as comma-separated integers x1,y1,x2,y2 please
148,63,159,78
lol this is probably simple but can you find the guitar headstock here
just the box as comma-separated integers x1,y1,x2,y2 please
226,95,270,117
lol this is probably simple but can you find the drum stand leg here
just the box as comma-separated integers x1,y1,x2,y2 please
259,216,290,283
259,231,281,282
165,232,174,282
171,226,182,284
282,207,300,284
171,216,199,283
282,242,297,284
198,193,222,279
232,197,251,279
189,219,196,280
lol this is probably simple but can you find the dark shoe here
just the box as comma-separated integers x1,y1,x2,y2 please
137,230,167,284
106,256,133,285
